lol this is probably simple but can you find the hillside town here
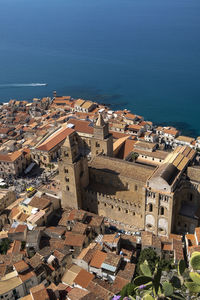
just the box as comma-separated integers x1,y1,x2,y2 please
1,93,200,299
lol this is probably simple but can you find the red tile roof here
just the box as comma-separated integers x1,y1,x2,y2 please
67,119,93,134
37,127,74,151
0,150,22,162
74,269,94,288
90,250,107,268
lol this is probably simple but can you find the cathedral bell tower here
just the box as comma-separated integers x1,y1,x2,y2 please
91,113,113,157
59,130,89,209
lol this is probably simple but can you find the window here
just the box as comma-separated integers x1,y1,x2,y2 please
66,186,69,191
65,177,69,182
135,185,138,191
125,209,128,214
104,203,106,207
160,206,164,215
149,203,153,212
190,193,193,201
64,151,68,157
118,207,121,211
158,227,164,232
64,168,68,173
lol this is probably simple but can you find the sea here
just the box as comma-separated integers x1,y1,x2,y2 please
0,0,200,136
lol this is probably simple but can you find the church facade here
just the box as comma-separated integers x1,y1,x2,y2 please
59,115,200,237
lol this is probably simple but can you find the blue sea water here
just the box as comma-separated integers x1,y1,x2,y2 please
0,0,200,136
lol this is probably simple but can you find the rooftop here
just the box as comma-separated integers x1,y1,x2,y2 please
89,155,154,183
37,127,74,152
74,269,94,289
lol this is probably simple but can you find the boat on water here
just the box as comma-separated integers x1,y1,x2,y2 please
0,83,48,88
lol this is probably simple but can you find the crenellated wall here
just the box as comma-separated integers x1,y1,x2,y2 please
84,189,145,229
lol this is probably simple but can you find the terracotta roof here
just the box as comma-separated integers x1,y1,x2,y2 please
0,150,22,162
53,249,65,262
173,238,184,261
163,128,179,136
9,207,20,219
176,135,194,143
128,124,143,131
67,119,93,134
37,127,74,151
124,113,136,120
49,238,65,250
103,252,121,268
62,264,82,286
18,213,29,222
163,244,173,251
30,283,49,300
72,222,87,234
13,225,26,233
14,260,29,273
88,280,114,300
77,243,97,260
82,248,97,264
7,240,21,255
0,264,7,278
19,270,36,282
81,101,95,110
110,131,128,139
102,234,120,244
28,253,43,268
117,262,135,282
75,99,85,107
67,287,90,300
90,250,107,268
29,196,50,210
65,232,86,247
111,276,129,294
45,226,66,236
74,269,94,288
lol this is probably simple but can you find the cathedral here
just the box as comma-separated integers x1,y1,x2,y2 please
59,114,200,237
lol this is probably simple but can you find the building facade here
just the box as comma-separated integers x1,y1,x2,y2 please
59,115,200,237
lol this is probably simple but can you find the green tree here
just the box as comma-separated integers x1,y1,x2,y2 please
136,248,160,276
120,282,136,298
185,252,200,296
132,152,139,161
21,241,26,250
134,260,185,299
0,238,11,254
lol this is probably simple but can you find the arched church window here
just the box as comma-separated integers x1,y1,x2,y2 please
64,151,68,157
160,206,164,215
149,203,153,212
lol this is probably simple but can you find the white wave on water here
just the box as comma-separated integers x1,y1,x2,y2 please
0,83,47,88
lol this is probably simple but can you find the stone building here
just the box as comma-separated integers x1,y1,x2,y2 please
31,127,74,167
0,150,28,178
59,114,200,237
